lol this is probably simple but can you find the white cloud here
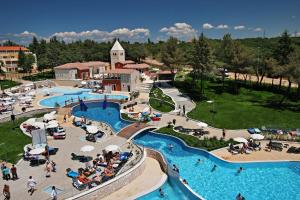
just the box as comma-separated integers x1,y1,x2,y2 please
216,24,229,29
253,27,263,32
234,25,245,30
14,31,37,37
51,28,150,42
160,22,197,39
202,23,214,29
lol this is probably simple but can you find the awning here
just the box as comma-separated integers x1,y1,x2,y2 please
86,125,98,134
234,137,248,143
250,134,264,140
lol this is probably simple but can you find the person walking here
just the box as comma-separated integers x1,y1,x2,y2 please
51,186,58,200
45,161,52,177
2,166,11,180
51,161,57,172
3,184,10,200
27,176,37,195
11,164,18,180
182,105,186,115
222,128,226,138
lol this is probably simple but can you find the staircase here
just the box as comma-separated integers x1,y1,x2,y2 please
135,81,153,93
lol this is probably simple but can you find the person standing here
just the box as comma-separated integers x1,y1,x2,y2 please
11,165,18,180
222,129,226,138
3,184,10,200
2,166,10,180
51,186,58,200
27,176,37,195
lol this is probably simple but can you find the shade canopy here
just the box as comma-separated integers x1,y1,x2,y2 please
44,113,56,121
32,122,46,129
46,123,58,129
80,145,95,152
104,145,120,153
86,125,98,134
25,118,36,125
234,137,248,143
250,134,264,140
81,81,87,85
29,147,45,155
197,122,208,128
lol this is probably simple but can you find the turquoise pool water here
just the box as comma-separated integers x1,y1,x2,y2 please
134,131,300,200
39,91,128,107
137,177,197,200
72,102,131,132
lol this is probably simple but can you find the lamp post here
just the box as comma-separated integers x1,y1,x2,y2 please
207,100,215,125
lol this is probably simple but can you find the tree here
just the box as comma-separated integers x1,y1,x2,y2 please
286,49,300,98
0,60,4,74
23,54,35,73
2,40,17,46
160,37,184,80
190,33,213,96
254,56,278,85
273,31,294,89
217,34,235,88
17,48,26,70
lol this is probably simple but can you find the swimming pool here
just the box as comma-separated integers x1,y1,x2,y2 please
134,131,300,200
137,177,197,200
39,90,128,107
38,86,91,95
72,102,131,132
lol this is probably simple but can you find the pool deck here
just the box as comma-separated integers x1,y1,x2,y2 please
212,140,300,162
0,115,131,200
101,157,166,200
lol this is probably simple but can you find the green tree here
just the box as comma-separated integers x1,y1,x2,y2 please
286,49,300,98
22,54,35,73
160,37,184,81
190,33,213,96
17,48,26,70
273,30,294,89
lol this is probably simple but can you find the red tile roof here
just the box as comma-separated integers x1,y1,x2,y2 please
0,46,29,51
123,63,150,69
106,69,136,74
118,60,135,65
54,61,108,70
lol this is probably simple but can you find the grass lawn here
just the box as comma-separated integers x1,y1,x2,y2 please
178,79,300,129
22,70,54,81
0,79,21,90
149,87,175,112
121,113,138,122
0,117,31,163
156,126,235,151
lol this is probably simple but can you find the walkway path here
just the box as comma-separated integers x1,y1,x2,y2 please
152,82,249,140
158,81,195,113
118,123,152,139
101,157,167,200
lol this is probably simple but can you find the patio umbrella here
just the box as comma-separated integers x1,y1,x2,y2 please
104,145,120,153
86,125,98,134
46,123,58,129
250,134,264,140
18,96,32,101
234,137,248,143
197,122,208,128
29,147,45,155
81,81,87,85
47,120,58,124
80,145,95,152
44,114,55,121
32,122,46,129
25,118,36,125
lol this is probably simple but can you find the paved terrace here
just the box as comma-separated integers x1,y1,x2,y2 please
0,118,137,200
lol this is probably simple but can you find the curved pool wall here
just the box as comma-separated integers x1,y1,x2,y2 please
72,102,131,133
39,91,128,108
134,131,300,200
137,176,199,200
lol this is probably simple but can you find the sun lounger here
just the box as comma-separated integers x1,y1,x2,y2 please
66,169,79,178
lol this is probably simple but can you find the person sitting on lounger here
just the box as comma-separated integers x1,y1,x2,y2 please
77,173,90,184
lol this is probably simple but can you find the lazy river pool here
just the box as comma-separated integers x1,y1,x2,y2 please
134,131,300,200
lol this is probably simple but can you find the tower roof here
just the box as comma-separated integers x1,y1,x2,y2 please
111,40,124,51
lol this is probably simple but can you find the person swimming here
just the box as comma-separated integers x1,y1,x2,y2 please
168,144,174,151
196,159,202,165
211,164,217,172
237,167,244,174
159,188,165,197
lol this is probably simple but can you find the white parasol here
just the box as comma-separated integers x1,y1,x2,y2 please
197,122,208,128
234,137,248,143
25,118,36,125
80,145,95,152
44,113,56,121
250,134,264,140
46,123,58,129
32,122,46,129
29,147,45,155
81,81,87,85
104,145,120,153
86,125,98,134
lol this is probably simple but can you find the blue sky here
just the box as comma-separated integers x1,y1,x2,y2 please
1,0,299,45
